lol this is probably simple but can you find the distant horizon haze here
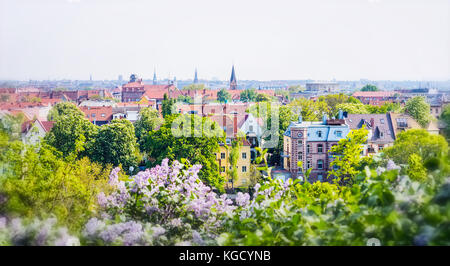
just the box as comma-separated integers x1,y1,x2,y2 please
0,0,449,81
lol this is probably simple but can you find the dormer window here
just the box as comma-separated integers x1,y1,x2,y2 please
317,131,322,138
335,131,342,137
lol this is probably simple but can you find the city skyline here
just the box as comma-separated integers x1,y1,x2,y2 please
0,0,449,81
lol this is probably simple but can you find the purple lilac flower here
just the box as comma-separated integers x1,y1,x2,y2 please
236,192,250,207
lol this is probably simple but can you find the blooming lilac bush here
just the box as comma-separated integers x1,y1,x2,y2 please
0,216,79,246
85,159,235,245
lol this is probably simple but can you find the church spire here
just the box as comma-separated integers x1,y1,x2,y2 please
153,68,157,85
194,68,198,84
230,65,237,90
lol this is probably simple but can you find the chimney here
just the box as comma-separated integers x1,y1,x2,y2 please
322,114,327,125
370,118,375,128
338,109,343,119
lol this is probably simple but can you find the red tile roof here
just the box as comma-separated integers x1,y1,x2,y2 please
80,106,113,122
39,120,55,132
352,91,396,98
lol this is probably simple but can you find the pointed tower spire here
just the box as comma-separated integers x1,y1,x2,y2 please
153,68,157,85
194,68,198,84
230,65,237,90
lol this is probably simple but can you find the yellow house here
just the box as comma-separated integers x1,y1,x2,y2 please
216,139,251,188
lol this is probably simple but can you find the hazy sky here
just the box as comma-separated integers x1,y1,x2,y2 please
0,0,449,81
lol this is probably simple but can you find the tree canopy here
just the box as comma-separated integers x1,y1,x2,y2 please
90,119,140,172
383,129,448,165
217,88,231,103
360,84,379,91
143,114,226,190
240,89,257,102
405,96,432,127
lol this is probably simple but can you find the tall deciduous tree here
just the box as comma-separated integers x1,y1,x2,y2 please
217,88,231,103
143,114,225,190
45,104,97,157
47,102,85,121
289,97,329,121
317,94,361,117
405,96,432,127
329,127,369,184
439,104,450,139
360,84,379,91
90,119,140,172
162,93,175,118
384,129,448,165
134,107,163,150
240,89,257,102
0,133,112,230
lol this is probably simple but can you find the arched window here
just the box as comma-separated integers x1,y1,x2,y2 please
306,144,310,154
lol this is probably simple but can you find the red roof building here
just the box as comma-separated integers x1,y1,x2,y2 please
80,106,113,125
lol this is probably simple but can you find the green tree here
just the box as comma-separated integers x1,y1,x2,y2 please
329,127,369,184
177,95,193,104
226,138,242,188
0,112,25,141
335,102,369,114
361,84,379,91
183,84,206,91
0,134,112,231
240,89,257,102
407,153,427,182
255,93,271,102
384,129,448,165
45,110,97,157
318,94,361,117
439,104,450,139
134,107,163,150
289,97,329,121
143,114,225,190
217,88,231,103
162,93,175,118
405,96,432,127
90,119,140,172
47,102,85,121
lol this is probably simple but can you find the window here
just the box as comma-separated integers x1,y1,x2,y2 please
306,144,310,154
335,131,342,137
317,144,323,153
226,139,231,144
380,132,384,138
317,131,322,138
249,125,253,132
318,174,323,182
307,160,312,169
298,152,302,161
242,166,247,173
333,164,339,170
241,178,247,185
317,160,324,169
220,153,225,159
242,152,247,159
101,113,105,117
380,118,385,124
378,145,384,151
91,113,96,118
397,118,408,127
221,167,225,172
